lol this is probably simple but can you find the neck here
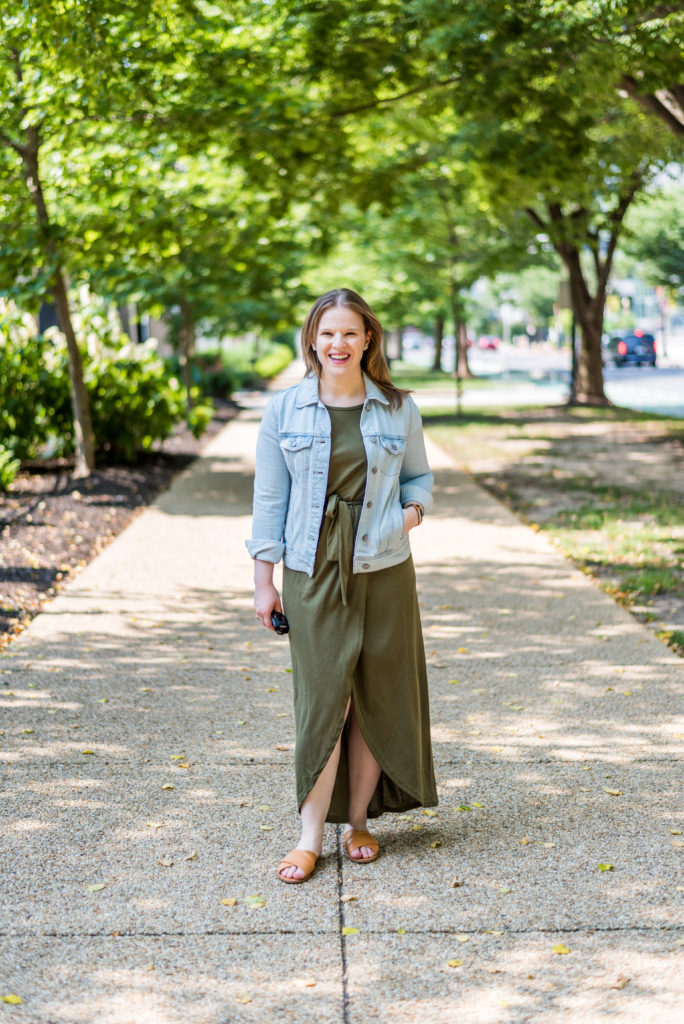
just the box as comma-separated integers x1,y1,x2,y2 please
318,370,366,407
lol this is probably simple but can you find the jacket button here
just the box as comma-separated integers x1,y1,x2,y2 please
366,501,373,508
371,466,378,474
362,563,369,570
362,534,368,542
391,443,397,450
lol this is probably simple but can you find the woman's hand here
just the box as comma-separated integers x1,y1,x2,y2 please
255,582,282,630
403,504,421,534
253,558,282,630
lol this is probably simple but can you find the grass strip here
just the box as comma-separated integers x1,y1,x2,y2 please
423,404,684,658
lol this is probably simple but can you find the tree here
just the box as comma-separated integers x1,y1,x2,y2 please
0,1,341,469
623,183,684,291
285,0,680,403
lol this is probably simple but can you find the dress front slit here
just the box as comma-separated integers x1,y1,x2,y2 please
282,403,438,823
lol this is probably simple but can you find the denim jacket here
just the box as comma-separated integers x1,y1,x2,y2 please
246,372,433,576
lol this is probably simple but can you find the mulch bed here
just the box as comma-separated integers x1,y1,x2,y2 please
0,400,238,648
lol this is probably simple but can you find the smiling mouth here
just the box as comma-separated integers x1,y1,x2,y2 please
329,353,350,363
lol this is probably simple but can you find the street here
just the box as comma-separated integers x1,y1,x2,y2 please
405,334,684,417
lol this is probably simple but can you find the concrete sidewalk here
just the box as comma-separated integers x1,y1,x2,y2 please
1,392,683,1023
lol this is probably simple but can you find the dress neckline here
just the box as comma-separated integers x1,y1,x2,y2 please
324,402,365,411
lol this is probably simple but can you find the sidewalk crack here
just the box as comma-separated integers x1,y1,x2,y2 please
336,823,352,1024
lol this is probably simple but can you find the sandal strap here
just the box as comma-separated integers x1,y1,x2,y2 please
344,829,379,855
277,849,318,875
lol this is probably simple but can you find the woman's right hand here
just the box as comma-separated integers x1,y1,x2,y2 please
254,582,282,631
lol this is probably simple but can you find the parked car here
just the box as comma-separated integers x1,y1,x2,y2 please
478,334,501,350
605,330,656,367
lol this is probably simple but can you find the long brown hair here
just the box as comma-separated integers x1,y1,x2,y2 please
300,288,409,410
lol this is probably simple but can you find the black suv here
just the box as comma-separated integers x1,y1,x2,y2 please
605,330,656,367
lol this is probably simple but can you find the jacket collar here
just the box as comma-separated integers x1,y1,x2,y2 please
296,372,390,408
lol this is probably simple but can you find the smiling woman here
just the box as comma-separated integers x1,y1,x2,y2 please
247,287,438,884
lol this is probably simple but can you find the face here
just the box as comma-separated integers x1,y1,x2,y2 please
312,306,370,383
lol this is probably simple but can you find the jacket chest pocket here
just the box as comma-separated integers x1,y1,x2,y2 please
378,435,406,476
280,434,314,479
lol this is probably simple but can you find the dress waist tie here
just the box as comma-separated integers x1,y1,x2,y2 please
324,493,364,607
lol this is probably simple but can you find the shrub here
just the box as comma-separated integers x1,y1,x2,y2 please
0,301,72,460
0,445,20,491
253,343,294,380
0,295,212,466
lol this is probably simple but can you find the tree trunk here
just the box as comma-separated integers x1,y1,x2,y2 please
52,271,97,473
565,250,609,405
455,318,475,379
450,286,474,379
526,188,642,408
22,126,95,475
179,297,196,411
432,314,444,371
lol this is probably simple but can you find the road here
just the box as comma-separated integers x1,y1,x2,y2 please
405,334,684,418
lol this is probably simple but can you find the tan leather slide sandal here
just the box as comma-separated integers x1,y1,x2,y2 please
276,848,319,884
344,828,380,863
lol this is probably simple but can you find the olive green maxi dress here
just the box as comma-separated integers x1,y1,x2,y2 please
282,403,438,823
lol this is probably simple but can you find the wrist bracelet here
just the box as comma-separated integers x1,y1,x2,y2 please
403,501,424,524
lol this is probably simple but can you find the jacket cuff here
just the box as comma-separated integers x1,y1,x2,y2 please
400,482,433,513
245,538,285,563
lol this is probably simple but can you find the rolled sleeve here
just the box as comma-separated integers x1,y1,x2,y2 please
399,398,433,512
245,396,291,564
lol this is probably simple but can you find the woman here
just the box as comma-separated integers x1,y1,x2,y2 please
247,288,438,883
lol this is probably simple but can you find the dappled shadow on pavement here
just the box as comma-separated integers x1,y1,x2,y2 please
1,420,682,1023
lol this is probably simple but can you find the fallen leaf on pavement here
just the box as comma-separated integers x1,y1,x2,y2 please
340,894,357,902
447,959,463,968
161,784,174,791
146,822,164,829
235,994,252,1004
603,788,623,796
1,995,22,1005
519,837,530,845
598,863,614,871
423,809,437,817
553,943,570,955
671,838,684,848
451,878,464,888
221,898,237,906
455,934,469,943
86,883,107,892
610,975,630,990
668,828,682,835
184,850,198,861
342,927,359,936
431,840,442,848
259,825,273,831
244,895,265,908
158,856,174,867
396,928,406,934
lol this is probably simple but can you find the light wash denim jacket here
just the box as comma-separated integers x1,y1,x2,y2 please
246,372,433,576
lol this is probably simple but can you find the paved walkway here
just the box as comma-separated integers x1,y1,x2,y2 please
1,377,683,1023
